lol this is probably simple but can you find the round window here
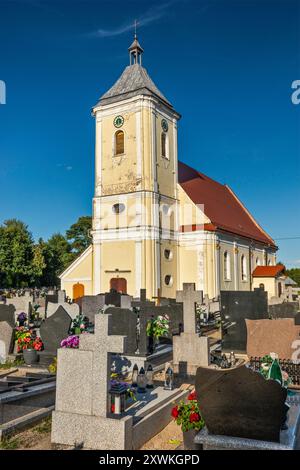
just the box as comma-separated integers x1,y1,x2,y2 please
112,203,125,214
164,249,173,261
164,275,173,287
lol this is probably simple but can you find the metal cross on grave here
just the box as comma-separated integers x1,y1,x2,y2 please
176,283,203,334
90,313,127,418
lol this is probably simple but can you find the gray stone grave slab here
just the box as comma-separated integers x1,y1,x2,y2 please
195,365,288,442
0,321,14,364
40,306,72,355
75,294,105,322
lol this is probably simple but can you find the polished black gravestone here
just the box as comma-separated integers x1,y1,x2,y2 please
0,304,15,327
40,306,72,354
75,295,105,322
105,307,137,355
195,365,287,442
220,288,268,352
269,302,299,319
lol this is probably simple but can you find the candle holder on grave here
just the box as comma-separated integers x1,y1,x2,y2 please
164,366,174,390
109,382,128,415
132,364,138,387
137,367,147,393
146,364,154,389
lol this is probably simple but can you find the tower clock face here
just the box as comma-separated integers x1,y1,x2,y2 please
114,115,124,128
161,119,168,132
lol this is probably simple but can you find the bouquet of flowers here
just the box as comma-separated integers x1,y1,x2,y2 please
16,329,43,352
70,314,89,335
259,354,291,388
60,335,80,349
171,390,205,432
146,314,170,339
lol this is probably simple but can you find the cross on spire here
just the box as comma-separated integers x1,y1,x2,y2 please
128,20,144,65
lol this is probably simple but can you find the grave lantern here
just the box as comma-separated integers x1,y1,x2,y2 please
164,366,174,390
109,382,127,415
146,364,154,389
137,367,147,393
132,364,138,387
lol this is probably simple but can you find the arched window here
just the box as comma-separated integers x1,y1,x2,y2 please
161,132,168,158
115,130,124,155
241,255,247,281
224,251,231,281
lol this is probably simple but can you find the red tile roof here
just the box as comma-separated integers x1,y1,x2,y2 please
178,161,276,247
252,264,285,277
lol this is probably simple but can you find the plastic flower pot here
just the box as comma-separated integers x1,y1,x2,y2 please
183,429,202,451
23,349,38,365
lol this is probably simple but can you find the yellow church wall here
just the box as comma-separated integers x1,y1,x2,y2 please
160,240,178,298
100,240,136,294
178,185,210,228
252,277,276,298
178,243,200,290
60,248,93,299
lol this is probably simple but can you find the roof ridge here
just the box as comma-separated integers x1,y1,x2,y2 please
225,185,276,247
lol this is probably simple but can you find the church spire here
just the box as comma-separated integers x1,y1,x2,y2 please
128,20,144,65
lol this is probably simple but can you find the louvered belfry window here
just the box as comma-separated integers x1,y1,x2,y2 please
115,130,124,155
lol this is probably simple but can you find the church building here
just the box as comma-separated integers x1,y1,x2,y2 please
60,35,277,301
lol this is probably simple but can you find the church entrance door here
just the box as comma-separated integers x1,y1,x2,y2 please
73,283,85,301
110,277,127,294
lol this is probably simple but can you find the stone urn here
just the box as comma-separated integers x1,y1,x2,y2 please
183,429,202,450
23,349,38,365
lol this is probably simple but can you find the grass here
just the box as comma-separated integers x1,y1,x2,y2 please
0,357,25,370
34,417,52,434
0,436,20,450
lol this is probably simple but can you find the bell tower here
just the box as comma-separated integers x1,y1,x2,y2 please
91,34,181,298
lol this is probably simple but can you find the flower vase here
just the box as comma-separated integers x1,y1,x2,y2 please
23,349,38,365
183,429,202,450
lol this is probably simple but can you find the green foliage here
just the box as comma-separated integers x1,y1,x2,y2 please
0,436,20,449
0,357,25,369
0,216,92,288
146,314,170,338
286,268,300,287
48,357,57,374
171,391,205,433
34,416,52,434
66,216,92,254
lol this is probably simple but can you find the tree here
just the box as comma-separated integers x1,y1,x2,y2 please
0,219,35,287
286,268,300,287
30,242,46,286
66,216,92,255
41,233,75,287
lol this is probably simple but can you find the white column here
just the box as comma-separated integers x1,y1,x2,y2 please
136,106,142,184
214,236,220,297
234,241,238,291
135,240,142,297
95,115,102,197
151,105,158,192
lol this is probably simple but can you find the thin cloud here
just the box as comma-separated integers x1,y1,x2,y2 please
89,1,176,38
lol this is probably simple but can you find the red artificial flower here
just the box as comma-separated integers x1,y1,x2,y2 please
189,412,200,423
171,406,179,419
111,404,115,413
188,390,197,401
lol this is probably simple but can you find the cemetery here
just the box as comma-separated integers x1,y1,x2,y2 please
0,282,300,450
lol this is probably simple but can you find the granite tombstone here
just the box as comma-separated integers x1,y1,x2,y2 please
40,306,72,354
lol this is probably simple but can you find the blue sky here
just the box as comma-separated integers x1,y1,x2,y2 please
0,0,299,267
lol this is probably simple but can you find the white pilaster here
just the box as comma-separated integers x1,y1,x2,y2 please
93,242,101,295
95,115,102,197
135,240,142,297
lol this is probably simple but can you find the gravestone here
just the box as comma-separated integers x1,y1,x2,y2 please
75,294,105,322
0,304,15,327
195,365,288,442
137,303,183,356
40,306,72,354
105,289,122,307
120,295,132,309
51,314,133,449
173,283,210,375
46,301,79,320
6,295,32,321
0,320,14,364
246,318,300,359
220,288,268,352
105,307,137,355
269,302,299,319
